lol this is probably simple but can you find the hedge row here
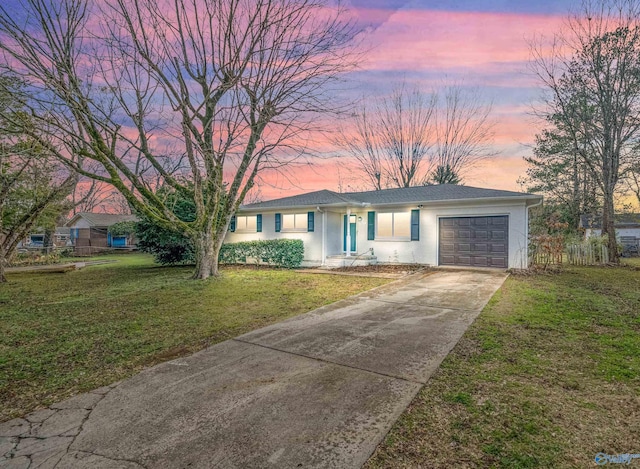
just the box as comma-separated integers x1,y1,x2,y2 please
219,239,304,269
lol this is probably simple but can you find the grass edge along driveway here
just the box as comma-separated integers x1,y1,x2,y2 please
366,263,640,469
0,254,390,422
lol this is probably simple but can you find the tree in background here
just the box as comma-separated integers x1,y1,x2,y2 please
0,0,358,279
628,158,640,204
70,183,132,216
427,164,462,185
531,0,640,262
0,75,76,282
432,84,496,183
334,86,436,190
334,83,495,189
521,124,601,232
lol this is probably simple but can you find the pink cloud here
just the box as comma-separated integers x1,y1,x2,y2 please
254,151,531,201
358,9,565,77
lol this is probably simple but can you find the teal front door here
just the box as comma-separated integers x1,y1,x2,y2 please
343,215,356,253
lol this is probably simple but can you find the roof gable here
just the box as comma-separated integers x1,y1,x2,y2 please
241,189,362,210
65,212,138,227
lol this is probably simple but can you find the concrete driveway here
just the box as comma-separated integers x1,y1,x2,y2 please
0,270,507,469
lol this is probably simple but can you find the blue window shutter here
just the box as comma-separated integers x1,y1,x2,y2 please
275,213,281,232
411,209,420,241
256,214,262,232
230,215,236,232
107,232,112,247
307,212,315,232
367,211,375,240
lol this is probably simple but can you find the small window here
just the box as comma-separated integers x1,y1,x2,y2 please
282,213,308,232
376,211,411,240
235,215,258,232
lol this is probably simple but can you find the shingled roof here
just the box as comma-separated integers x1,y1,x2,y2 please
241,184,539,211
65,212,139,227
580,213,640,229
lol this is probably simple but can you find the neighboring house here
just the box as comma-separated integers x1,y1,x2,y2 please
580,213,640,256
226,184,543,269
580,213,640,239
65,212,139,250
17,227,70,249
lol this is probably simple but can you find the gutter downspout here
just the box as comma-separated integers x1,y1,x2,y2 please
526,197,543,268
317,206,326,266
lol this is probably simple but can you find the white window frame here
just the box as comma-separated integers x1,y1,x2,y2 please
235,215,258,232
282,213,308,232
376,211,411,240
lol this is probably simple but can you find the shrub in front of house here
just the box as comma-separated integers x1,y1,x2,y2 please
219,239,304,269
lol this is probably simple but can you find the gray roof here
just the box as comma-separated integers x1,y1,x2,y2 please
241,184,540,211
65,212,139,227
580,213,640,229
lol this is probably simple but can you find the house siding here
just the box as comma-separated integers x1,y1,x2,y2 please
348,201,529,269
586,227,640,238
227,200,531,269
225,210,326,266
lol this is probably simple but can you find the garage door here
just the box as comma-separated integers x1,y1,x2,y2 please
439,216,508,268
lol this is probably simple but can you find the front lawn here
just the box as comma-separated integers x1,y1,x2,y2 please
367,265,640,468
0,254,390,421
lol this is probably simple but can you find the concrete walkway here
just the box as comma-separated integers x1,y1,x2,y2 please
0,270,508,469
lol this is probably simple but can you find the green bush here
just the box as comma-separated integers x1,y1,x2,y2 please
109,221,137,237
9,250,61,267
134,190,196,265
219,239,304,269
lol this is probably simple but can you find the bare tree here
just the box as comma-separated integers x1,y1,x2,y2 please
70,182,132,215
0,74,76,282
0,0,358,279
432,84,496,182
531,0,640,262
334,83,495,189
334,86,436,190
628,168,640,204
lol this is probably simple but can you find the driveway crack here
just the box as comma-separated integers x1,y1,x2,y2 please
52,386,116,469
73,449,149,468
233,337,424,384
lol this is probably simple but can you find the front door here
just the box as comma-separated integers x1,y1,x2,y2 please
343,214,357,253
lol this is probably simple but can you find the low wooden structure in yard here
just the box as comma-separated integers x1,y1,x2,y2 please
530,236,611,268
566,243,610,265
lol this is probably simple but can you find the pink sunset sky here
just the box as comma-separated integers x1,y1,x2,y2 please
258,0,574,199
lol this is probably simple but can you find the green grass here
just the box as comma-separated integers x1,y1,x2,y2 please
623,257,640,267
366,264,640,469
0,254,389,421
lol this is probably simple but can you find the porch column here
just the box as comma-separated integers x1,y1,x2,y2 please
346,207,351,257
321,210,326,265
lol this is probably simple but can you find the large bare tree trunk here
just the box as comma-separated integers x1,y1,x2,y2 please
0,248,6,283
192,227,226,280
601,191,618,263
193,229,215,280
0,0,358,280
